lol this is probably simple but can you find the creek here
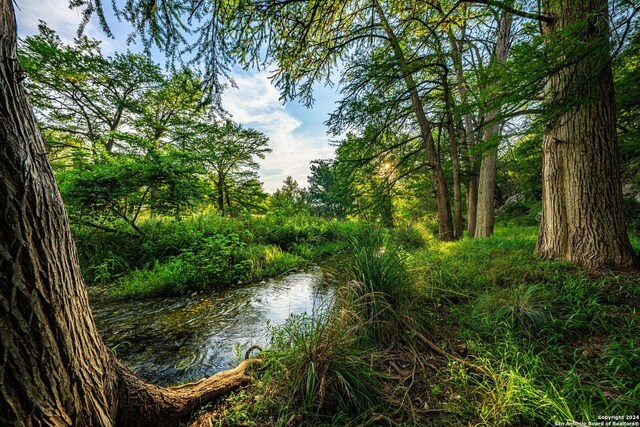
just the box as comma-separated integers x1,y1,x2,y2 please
91,269,333,385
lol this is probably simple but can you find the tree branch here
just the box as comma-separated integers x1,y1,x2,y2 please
457,0,554,23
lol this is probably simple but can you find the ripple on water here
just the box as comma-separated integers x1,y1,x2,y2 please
92,271,333,385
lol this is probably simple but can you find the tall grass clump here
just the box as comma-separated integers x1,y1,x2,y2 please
240,310,386,425
473,284,550,333
391,222,430,249
344,226,411,338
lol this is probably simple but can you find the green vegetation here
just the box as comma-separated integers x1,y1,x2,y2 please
210,223,640,426
79,213,356,299
7,0,640,425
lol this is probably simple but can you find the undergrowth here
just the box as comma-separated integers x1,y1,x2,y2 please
204,224,640,426
77,213,358,299
411,225,640,426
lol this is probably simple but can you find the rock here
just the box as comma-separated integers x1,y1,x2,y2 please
237,281,243,285
259,280,266,285
503,193,522,205
497,193,522,212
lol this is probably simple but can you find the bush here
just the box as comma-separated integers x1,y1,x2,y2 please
84,213,359,298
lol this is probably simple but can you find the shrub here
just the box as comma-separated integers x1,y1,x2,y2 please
391,222,429,249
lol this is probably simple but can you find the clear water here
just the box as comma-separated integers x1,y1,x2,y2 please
91,270,332,385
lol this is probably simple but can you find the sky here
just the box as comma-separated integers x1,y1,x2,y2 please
14,0,340,193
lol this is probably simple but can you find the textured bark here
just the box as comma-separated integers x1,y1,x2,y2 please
449,122,464,239
475,9,512,238
0,1,252,424
537,0,637,268
374,0,454,240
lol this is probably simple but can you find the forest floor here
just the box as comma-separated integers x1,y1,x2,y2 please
191,224,640,426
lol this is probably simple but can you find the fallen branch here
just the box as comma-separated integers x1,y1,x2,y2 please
401,319,491,378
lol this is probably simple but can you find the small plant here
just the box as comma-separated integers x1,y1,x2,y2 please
474,284,549,333
391,222,429,249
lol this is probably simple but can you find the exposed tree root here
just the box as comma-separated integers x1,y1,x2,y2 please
400,319,491,378
116,359,260,426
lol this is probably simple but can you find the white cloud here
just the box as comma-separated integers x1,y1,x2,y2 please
223,71,335,193
16,2,336,193
16,0,117,53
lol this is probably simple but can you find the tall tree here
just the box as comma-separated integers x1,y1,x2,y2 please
1,2,252,425
191,121,270,215
270,176,310,215
474,7,513,238
307,159,353,219
19,24,162,153
536,0,637,268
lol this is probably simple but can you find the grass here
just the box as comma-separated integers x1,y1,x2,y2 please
207,224,427,426
79,213,640,424
77,213,358,299
408,225,640,426
204,223,640,426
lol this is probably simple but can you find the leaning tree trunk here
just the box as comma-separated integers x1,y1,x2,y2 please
0,2,251,425
475,9,512,238
374,0,455,240
537,0,637,268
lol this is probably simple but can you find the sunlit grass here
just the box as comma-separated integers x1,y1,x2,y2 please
411,224,640,425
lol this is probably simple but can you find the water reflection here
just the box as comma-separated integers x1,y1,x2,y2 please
91,271,332,385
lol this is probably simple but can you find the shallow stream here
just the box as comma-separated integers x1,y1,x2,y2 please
91,270,333,385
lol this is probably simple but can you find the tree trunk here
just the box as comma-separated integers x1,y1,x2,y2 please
466,176,478,237
475,9,512,238
0,2,251,425
537,0,637,268
374,0,454,240
444,73,463,239
217,173,225,215
449,127,464,239
448,26,478,237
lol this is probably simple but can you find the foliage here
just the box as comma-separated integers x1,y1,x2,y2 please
58,151,206,231
189,121,271,216
307,159,353,219
19,27,273,225
409,226,640,425
77,213,352,298
19,23,162,154
269,176,309,216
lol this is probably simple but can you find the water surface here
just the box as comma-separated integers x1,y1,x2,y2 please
92,271,332,385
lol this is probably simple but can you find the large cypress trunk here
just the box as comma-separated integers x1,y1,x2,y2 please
474,9,512,238
537,0,637,268
0,2,120,423
0,1,251,425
